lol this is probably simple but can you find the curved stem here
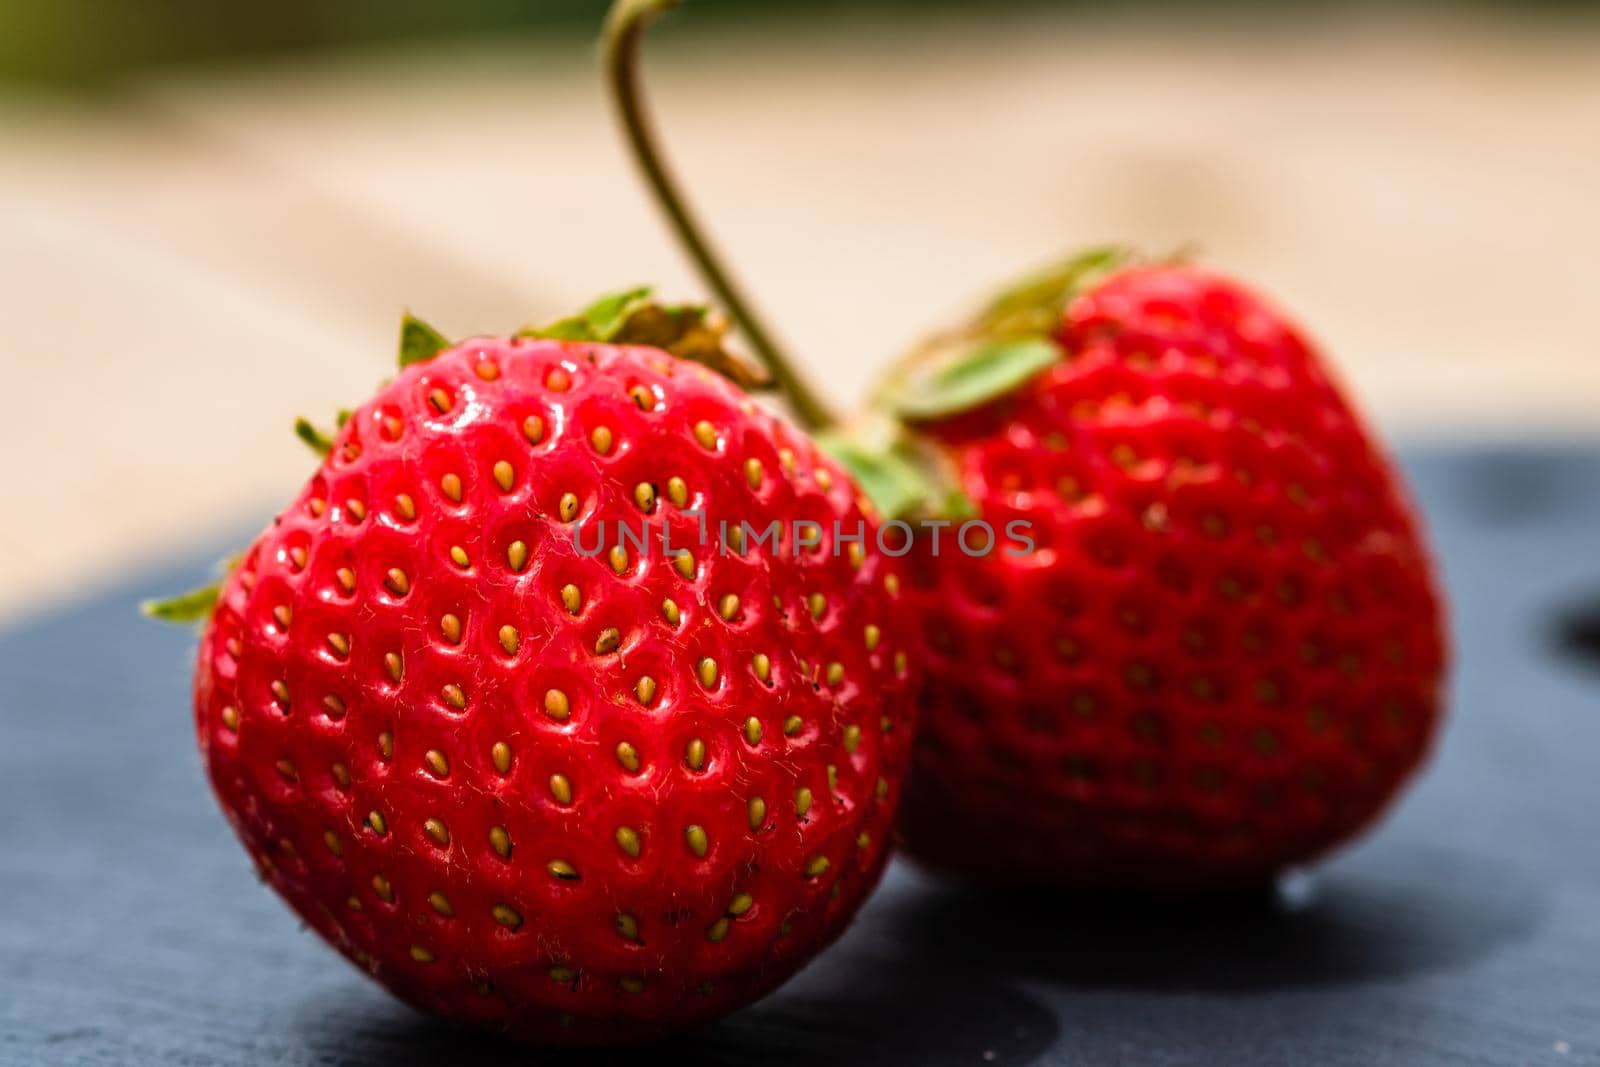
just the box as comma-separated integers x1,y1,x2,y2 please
601,0,837,431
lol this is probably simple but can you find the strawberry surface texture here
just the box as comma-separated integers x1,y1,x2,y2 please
892,264,1447,887
190,336,914,1043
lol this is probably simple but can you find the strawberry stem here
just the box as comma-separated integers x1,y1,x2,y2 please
600,0,837,431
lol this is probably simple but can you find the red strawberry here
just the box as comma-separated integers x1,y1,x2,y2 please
606,1,1444,887
862,254,1448,886
150,293,914,1043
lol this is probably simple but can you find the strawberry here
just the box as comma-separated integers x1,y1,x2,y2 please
603,2,1445,889
148,291,914,1043
850,253,1448,886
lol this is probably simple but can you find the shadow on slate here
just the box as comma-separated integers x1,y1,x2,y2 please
285,852,1544,1066
878,855,1541,994
292,939,1061,1067
1555,592,1600,670
3,445,1599,1067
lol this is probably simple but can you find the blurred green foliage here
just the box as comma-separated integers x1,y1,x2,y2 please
1,0,1593,87
0,0,601,85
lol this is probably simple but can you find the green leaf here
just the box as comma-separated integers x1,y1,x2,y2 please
398,312,450,367
818,417,974,521
529,315,594,342
580,286,654,339
869,246,1131,421
938,486,979,520
889,337,1062,421
821,437,936,520
141,583,221,624
141,551,244,625
293,417,333,456
522,286,655,343
977,246,1130,337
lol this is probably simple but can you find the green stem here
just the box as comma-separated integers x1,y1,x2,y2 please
600,0,837,431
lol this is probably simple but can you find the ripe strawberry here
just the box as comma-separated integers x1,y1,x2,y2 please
150,293,914,1043
606,0,1442,888
864,254,1447,886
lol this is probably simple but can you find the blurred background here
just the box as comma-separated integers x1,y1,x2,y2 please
3,0,1599,622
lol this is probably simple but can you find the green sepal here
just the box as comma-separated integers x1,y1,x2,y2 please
822,437,936,521
140,583,222,624
975,245,1130,337
523,287,771,391
874,246,1132,423
398,311,450,368
531,317,593,342
889,337,1062,422
820,419,971,521
141,552,246,626
936,485,979,521
523,286,655,343
293,417,333,457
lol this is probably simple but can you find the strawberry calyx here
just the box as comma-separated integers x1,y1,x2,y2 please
144,288,768,626
140,551,246,624
819,417,975,522
825,247,1132,520
874,246,1130,422
969,245,1132,339
399,311,450,367
396,289,769,390
293,408,352,459
521,286,771,391
140,583,223,624
295,290,764,461
884,336,1062,422
292,417,334,456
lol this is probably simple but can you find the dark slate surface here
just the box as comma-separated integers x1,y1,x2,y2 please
3,446,1598,1067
